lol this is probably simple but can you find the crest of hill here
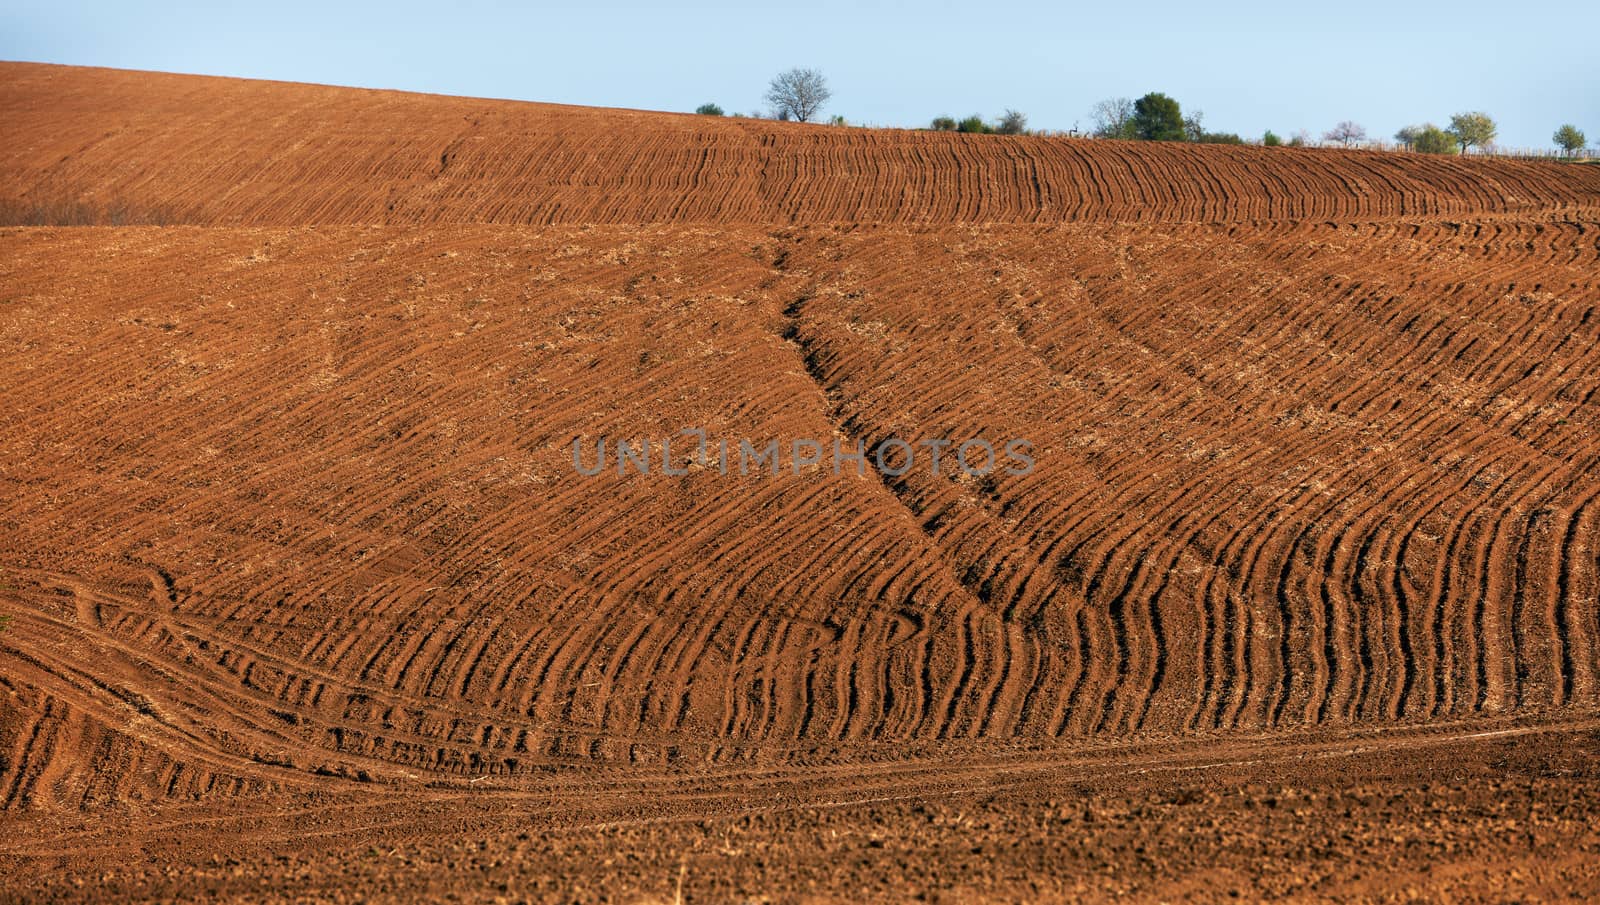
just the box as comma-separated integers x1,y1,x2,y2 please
2,61,1596,226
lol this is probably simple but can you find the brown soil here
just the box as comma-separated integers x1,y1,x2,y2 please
2,63,1599,903
4,62,1599,227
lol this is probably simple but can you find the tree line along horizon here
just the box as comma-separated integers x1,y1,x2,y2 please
694,68,1592,157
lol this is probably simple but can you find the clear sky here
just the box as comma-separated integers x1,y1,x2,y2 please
3,0,1596,149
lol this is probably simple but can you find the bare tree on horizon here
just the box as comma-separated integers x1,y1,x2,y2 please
765,68,831,123
1323,121,1368,147
1089,97,1136,139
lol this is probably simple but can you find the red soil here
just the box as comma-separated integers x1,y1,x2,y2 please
1,63,1599,903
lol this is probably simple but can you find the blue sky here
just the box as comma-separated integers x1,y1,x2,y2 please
3,0,1596,149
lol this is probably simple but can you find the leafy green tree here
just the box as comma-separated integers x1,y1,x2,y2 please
1132,92,1184,141
1394,125,1423,149
930,115,957,131
1262,130,1282,147
996,109,1029,135
1446,111,1496,154
1197,132,1243,144
1553,124,1587,156
1413,124,1458,155
695,103,724,116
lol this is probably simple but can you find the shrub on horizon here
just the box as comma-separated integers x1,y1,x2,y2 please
957,114,993,134
995,109,1029,135
695,103,724,116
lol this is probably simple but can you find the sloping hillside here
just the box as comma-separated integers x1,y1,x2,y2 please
3,61,1598,226
3,64,1600,903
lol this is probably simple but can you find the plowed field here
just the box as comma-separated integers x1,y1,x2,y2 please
3,62,1599,903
